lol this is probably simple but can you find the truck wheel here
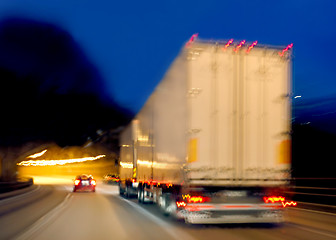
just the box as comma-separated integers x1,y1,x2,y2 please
143,189,151,203
160,193,174,216
124,186,128,198
125,186,130,198
138,188,143,203
119,185,124,196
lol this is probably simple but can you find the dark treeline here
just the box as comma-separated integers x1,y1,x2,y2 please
0,18,132,148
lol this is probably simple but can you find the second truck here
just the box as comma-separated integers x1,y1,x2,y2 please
119,37,294,224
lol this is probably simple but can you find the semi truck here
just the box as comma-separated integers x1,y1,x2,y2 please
119,38,293,224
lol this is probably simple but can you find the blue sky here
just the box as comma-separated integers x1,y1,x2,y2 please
1,0,336,114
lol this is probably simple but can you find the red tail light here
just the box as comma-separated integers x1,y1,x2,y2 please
282,201,297,207
246,40,258,53
187,196,210,203
91,180,96,186
74,180,80,186
182,194,211,203
176,201,187,208
234,40,246,52
263,196,297,208
263,196,285,203
222,39,234,51
177,195,212,210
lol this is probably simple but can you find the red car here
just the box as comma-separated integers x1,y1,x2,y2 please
73,174,96,192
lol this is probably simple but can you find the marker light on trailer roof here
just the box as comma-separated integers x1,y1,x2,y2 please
222,39,234,51
278,43,293,56
185,33,199,47
246,40,258,53
234,40,246,52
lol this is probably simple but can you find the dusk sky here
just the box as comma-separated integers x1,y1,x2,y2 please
1,0,336,114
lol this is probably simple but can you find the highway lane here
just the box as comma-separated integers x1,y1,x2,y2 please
0,184,68,240
1,181,335,240
119,192,336,240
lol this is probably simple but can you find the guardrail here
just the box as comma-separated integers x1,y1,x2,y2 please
286,178,336,213
0,177,34,194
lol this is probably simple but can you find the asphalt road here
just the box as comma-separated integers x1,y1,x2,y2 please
0,180,335,240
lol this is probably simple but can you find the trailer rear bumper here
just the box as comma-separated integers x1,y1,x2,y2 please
177,206,284,224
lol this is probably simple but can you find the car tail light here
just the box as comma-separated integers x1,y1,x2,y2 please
74,180,80,186
91,180,96,186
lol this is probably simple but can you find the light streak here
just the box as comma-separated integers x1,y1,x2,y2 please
182,194,191,199
137,159,180,169
27,149,47,159
17,155,105,166
185,33,199,47
188,196,205,203
246,40,258,53
222,39,234,51
263,196,285,203
282,201,297,207
176,201,187,207
278,43,293,57
264,196,297,208
182,194,209,203
120,162,133,169
234,40,246,52
185,205,214,211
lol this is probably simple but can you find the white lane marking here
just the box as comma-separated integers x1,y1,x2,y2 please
15,193,73,240
0,185,41,205
286,223,336,239
118,196,196,240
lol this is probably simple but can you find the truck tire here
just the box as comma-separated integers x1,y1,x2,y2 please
125,186,130,198
119,184,124,196
160,193,175,216
143,188,152,203
138,188,143,203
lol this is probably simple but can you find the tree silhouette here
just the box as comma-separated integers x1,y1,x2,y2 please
0,18,131,181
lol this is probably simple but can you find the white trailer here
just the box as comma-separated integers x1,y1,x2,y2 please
119,38,293,224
